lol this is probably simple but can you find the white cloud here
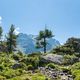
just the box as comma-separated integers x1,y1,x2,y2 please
0,16,2,24
14,27,20,35
0,16,2,20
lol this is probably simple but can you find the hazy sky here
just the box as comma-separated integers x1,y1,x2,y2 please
0,0,80,44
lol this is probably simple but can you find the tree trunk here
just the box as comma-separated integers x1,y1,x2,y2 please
44,37,46,53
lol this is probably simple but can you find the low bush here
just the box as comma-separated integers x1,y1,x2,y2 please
27,65,34,70
70,62,80,80
26,57,39,69
0,64,4,71
61,67,71,73
0,75,6,80
47,63,55,69
63,55,78,65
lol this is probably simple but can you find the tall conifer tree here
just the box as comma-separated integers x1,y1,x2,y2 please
6,24,17,53
36,27,53,53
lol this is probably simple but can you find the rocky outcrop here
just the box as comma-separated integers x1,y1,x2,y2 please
39,67,73,80
12,63,23,69
42,54,63,64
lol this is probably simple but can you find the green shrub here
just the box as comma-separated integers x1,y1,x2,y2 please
0,75,6,80
70,62,80,80
26,57,39,69
2,69,16,79
0,64,4,71
47,63,55,69
25,78,30,80
11,77,22,80
61,67,71,73
71,62,80,70
75,75,80,80
63,55,78,65
32,73,47,80
27,52,41,57
2,69,22,79
27,65,34,70
12,54,20,61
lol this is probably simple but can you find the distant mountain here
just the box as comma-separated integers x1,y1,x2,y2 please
16,33,60,53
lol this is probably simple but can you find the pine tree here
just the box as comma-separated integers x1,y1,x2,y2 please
6,24,17,53
0,26,3,43
36,28,53,53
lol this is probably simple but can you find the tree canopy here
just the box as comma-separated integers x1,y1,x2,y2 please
36,28,53,53
6,24,17,53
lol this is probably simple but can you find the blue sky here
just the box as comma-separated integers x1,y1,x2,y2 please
0,0,80,44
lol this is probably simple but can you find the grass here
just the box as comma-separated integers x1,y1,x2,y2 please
10,73,50,80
